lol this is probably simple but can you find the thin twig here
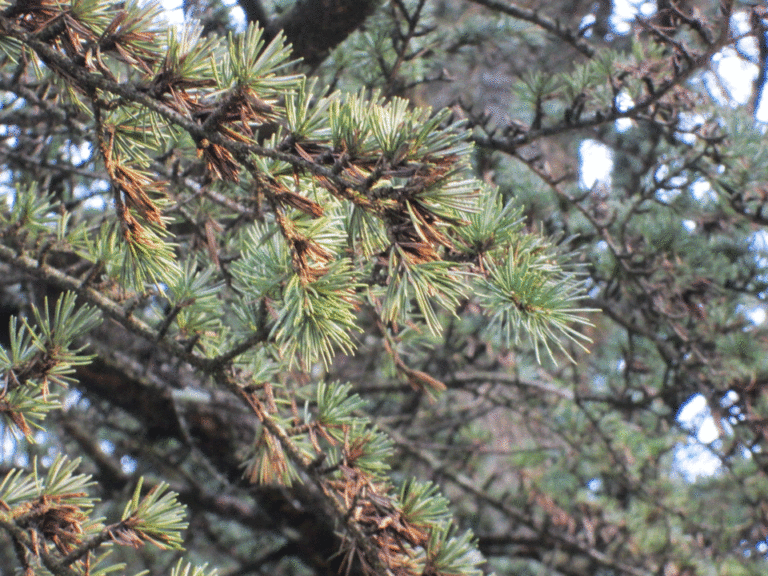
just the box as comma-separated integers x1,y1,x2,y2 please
465,0,596,58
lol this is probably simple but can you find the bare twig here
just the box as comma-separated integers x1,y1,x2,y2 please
465,0,596,58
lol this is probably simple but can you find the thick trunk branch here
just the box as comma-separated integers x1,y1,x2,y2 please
253,0,381,68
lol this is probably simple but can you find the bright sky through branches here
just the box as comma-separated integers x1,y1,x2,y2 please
583,1,768,479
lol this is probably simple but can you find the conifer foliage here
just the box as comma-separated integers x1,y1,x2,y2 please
0,0,766,575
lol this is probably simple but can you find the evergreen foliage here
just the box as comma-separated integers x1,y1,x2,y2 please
0,0,766,575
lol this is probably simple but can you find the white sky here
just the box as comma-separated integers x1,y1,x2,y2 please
163,0,245,28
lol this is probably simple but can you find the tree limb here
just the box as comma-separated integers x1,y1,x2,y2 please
272,0,381,67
